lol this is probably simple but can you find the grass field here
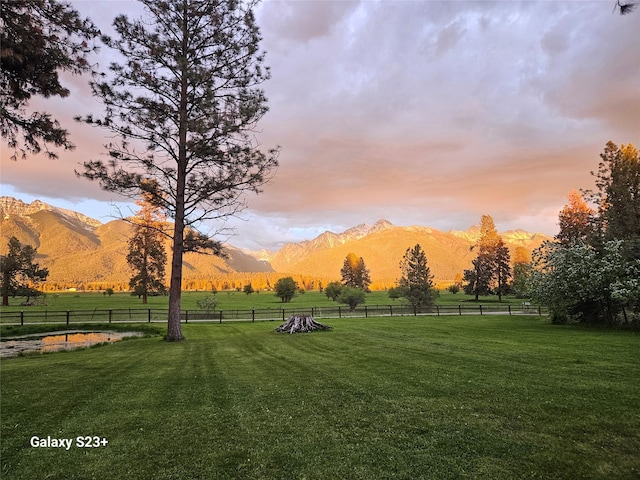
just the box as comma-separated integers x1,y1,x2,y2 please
1,316,639,479
0,289,529,312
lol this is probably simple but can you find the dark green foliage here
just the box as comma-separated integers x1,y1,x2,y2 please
127,227,167,303
387,286,403,300
340,253,371,291
127,198,167,304
463,215,511,301
511,262,531,298
494,239,512,301
0,0,98,159
463,256,493,298
0,237,49,306
589,142,640,257
325,281,343,301
337,286,366,311
397,244,437,311
274,277,298,303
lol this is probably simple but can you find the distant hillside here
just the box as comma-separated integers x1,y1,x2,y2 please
257,220,550,289
0,197,272,290
0,197,552,290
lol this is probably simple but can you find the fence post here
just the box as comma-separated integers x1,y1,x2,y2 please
365,306,368,318
66,310,70,325
20,311,24,326
538,305,542,316
148,309,151,323
282,309,285,322
459,305,462,316
338,306,342,318
413,305,417,316
109,309,112,324
219,311,223,324
436,305,440,316
389,305,393,317
185,310,188,323
479,305,483,316
252,308,255,323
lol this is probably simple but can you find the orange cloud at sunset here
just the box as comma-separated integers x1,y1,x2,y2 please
2,1,638,251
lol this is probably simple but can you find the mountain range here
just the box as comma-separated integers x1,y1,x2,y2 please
0,197,551,290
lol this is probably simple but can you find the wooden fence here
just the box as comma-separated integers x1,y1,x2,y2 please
0,303,546,325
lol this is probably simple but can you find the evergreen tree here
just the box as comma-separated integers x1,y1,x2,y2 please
1,0,98,159
397,244,437,311
463,215,501,300
0,237,49,306
127,195,167,304
511,247,531,298
556,190,595,246
340,252,371,291
494,238,512,302
77,0,279,341
588,142,640,258
463,257,492,299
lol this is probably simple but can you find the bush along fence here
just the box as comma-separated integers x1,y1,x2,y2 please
0,303,547,325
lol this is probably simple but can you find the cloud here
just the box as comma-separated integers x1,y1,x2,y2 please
2,0,639,251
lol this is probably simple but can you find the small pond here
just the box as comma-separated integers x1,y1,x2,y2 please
0,331,144,358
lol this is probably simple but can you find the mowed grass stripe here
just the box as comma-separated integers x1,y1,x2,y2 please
1,316,639,479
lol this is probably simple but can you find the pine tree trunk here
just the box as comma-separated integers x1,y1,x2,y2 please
167,217,184,341
167,144,186,342
165,6,189,343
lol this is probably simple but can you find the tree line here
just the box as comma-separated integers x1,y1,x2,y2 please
529,142,639,326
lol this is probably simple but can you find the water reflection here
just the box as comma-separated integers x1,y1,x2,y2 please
1,331,143,358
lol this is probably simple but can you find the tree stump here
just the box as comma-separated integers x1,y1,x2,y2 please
275,314,332,334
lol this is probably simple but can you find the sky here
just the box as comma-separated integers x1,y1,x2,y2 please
1,0,639,251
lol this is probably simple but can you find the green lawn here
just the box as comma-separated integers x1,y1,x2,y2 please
2,316,638,479
1,289,528,312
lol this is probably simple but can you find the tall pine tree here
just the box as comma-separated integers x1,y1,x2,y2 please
494,238,512,302
77,0,279,341
340,252,371,291
463,215,511,301
589,142,640,258
127,194,168,304
556,190,595,246
397,244,437,311
511,246,531,298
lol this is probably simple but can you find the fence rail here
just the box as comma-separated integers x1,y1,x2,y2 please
0,303,546,325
